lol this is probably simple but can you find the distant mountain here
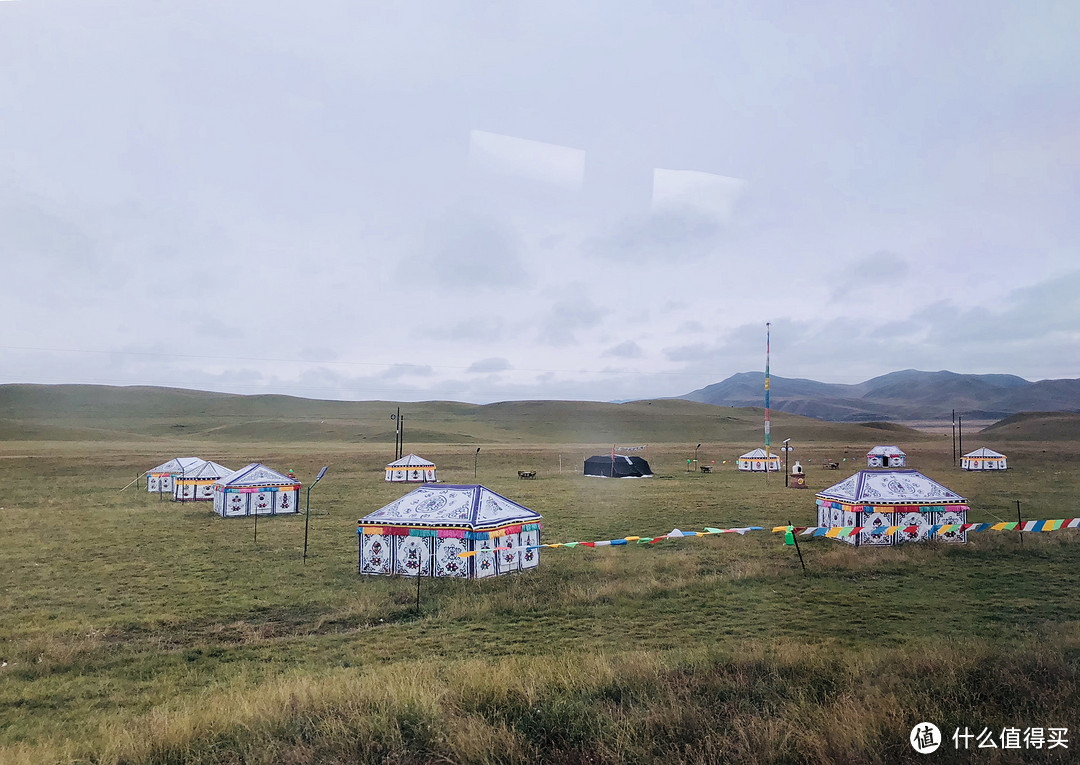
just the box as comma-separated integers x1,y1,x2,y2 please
679,370,1080,422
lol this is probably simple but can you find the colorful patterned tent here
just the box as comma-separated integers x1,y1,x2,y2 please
358,484,542,579
816,469,968,546
737,448,781,472
961,447,1007,471
212,463,301,517
174,460,234,502
385,454,437,483
146,457,205,494
866,445,906,467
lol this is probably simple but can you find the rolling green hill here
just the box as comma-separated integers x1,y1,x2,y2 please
0,383,937,445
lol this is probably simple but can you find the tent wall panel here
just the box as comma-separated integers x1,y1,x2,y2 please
895,511,930,544
361,533,393,575
274,488,298,514
225,493,248,517
521,529,540,570
435,537,468,577
394,536,433,576
933,510,968,543
857,511,895,546
497,533,521,574
473,539,497,579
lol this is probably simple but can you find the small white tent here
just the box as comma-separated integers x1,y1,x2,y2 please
174,460,234,502
358,484,541,578
737,448,781,472
146,457,205,494
385,454,437,483
212,463,301,517
867,445,906,468
961,447,1007,471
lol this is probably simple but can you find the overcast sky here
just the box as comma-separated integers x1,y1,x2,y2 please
2,1,1077,403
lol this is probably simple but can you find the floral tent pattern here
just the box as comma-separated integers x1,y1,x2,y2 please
358,484,542,579
816,469,968,546
146,457,205,494
385,454,437,483
212,463,301,518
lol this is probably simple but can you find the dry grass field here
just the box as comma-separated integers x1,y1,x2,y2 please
1,394,1078,763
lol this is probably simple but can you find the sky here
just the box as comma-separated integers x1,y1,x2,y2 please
2,1,1078,403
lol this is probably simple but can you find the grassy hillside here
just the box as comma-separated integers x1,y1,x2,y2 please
980,411,1080,441
0,384,935,445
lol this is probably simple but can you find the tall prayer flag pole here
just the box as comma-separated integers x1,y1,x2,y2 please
764,322,771,472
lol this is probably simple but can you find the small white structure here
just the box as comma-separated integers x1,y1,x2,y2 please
146,457,205,494
358,484,542,579
816,469,968,546
962,447,1008,471
212,463,301,517
738,448,781,472
174,460,234,502
385,454,437,483
867,445,906,468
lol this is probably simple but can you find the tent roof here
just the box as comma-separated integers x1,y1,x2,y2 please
386,453,435,468
964,447,1005,458
360,484,541,530
867,445,906,456
817,469,965,504
147,457,205,474
739,448,780,459
181,460,234,480
217,463,298,487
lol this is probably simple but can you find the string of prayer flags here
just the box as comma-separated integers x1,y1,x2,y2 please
468,518,1080,557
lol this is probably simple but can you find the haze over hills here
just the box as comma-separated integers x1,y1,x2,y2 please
679,370,1080,422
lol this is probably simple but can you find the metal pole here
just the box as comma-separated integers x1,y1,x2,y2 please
951,409,956,466
789,520,806,572
415,563,422,612
695,444,701,472
254,497,258,543
1017,499,1023,545
303,466,329,564
357,523,362,574
474,447,480,480
785,442,790,487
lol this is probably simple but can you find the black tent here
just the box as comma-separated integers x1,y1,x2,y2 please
584,454,653,478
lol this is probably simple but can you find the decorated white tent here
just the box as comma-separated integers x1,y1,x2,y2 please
816,469,968,546
385,454,437,483
174,460,234,502
867,445,906,468
737,448,781,472
146,457,205,494
961,447,1007,471
358,484,542,579
212,463,301,517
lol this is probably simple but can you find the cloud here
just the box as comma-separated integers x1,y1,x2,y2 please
466,357,512,373
830,250,912,299
602,341,644,358
414,213,528,288
538,294,607,347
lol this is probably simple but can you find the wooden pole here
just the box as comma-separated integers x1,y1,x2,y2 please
415,563,422,613
1017,499,1023,545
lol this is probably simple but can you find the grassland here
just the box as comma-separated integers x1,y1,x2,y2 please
1,395,1079,763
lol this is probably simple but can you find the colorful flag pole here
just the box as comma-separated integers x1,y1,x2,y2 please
764,322,771,471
